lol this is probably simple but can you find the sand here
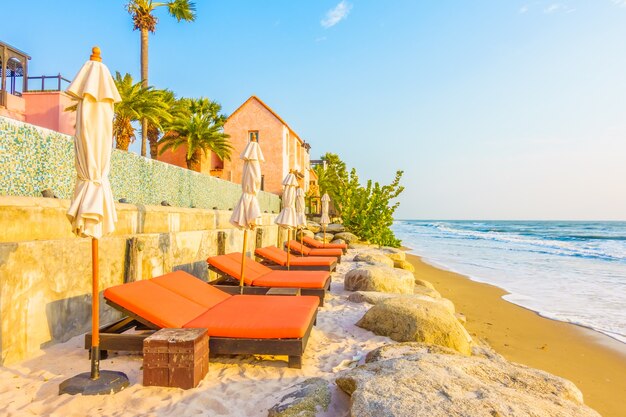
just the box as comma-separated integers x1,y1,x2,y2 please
0,252,385,417
1,249,622,416
406,252,626,417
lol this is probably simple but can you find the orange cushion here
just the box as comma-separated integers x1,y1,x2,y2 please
302,236,347,250
256,246,335,267
184,295,319,338
151,270,231,309
310,248,342,257
288,241,312,255
252,270,330,289
208,253,271,285
104,280,206,328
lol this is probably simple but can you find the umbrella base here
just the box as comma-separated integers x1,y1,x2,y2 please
59,370,129,396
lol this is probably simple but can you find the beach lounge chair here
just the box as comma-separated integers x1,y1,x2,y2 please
287,240,343,262
87,270,319,368
207,253,331,305
255,245,337,271
301,235,348,253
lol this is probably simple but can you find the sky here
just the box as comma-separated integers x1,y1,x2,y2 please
2,0,626,220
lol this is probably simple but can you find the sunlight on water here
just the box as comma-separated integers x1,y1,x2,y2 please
392,220,626,344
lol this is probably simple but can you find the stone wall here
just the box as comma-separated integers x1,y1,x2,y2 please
0,116,280,212
0,196,284,366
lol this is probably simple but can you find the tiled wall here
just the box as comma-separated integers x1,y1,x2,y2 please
0,116,280,212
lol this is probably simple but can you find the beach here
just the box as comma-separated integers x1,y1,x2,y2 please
405,253,626,417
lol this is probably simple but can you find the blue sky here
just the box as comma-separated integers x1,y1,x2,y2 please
3,1,626,220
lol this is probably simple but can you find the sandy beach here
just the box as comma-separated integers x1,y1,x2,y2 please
405,253,626,417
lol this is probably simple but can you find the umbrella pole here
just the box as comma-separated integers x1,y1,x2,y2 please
286,229,291,270
323,225,326,246
300,228,304,257
90,237,100,380
240,230,248,294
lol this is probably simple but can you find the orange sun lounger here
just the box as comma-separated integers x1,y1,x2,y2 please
287,240,343,261
254,245,337,271
207,252,331,305
301,235,348,253
87,270,319,368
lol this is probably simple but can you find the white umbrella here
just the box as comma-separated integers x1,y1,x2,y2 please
320,193,331,243
295,187,307,255
59,47,128,395
275,172,298,268
230,140,264,287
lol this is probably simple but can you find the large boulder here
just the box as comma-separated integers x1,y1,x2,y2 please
348,291,448,309
326,223,345,233
356,296,471,354
415,278,436,290
380,247,406,262
268,377,331,417
296,229,315,240
393,259,415,272
333,232,359,243
307,221,321,233
344,266,414,294
335,343,600,417
331,238,346,245
314,232,333,243
353,252,395,268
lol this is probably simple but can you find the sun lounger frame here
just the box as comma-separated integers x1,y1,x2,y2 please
85,298,317,369
207,264,330,306
285,242,342,263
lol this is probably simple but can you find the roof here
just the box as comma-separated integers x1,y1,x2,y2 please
227,95,305,145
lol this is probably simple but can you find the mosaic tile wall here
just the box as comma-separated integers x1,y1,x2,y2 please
0,116,280,212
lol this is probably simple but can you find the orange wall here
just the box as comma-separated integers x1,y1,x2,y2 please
0,93,26,121
23,91,76,135
223,99,286,195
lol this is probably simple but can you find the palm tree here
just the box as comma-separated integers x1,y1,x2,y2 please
146,89,185,158
159,97,232,171
126,0,196,157
112,72,171,151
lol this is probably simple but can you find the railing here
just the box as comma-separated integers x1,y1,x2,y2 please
26,74,71,92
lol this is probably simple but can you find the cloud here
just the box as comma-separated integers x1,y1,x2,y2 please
519,5,529,13
612,0,626,7
543,3,575,13
321,1,352,28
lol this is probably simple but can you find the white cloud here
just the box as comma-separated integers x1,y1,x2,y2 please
519,5,529,14
543,3,575,14
321,1,352,28
612,0,626,7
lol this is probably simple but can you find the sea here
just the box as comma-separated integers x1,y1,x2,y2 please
392,220,626,345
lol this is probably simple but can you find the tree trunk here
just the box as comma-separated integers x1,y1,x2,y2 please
187,150,202,172
116,134,131,151
140,27,149,157
147,123,160,159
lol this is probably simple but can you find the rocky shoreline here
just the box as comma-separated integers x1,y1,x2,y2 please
269,243,601,417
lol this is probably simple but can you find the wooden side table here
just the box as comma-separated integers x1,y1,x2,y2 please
266,287,301,296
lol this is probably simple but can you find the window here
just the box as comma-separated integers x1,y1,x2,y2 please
248,131,259,142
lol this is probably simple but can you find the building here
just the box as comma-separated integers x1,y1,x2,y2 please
0,41,75,135
220,96,316,195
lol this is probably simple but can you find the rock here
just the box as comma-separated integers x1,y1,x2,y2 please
393,259,415,272
353,253,395,268
413,285,441,299
268,377,331,417
347,291,397,305
118,198,129,204
380,247,406,262
326,223,345,233
161,200,171,206
296,229,315,239
336,343,600,417
349,242,374,250
41,188,58,198
310,216,321,223
344,266,414,294
331,238,346,245
333,232,359,243
415,278,436,290
307,221,321,233
356,296,472,354
455,312,467,325
314,232,333,243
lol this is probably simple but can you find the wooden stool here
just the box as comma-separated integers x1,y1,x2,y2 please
143,328,208,389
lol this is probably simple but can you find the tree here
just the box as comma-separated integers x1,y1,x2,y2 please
126,0,196,157
146,89,185,158
314,153,405,247
112,72,171,151
159,97,232,171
